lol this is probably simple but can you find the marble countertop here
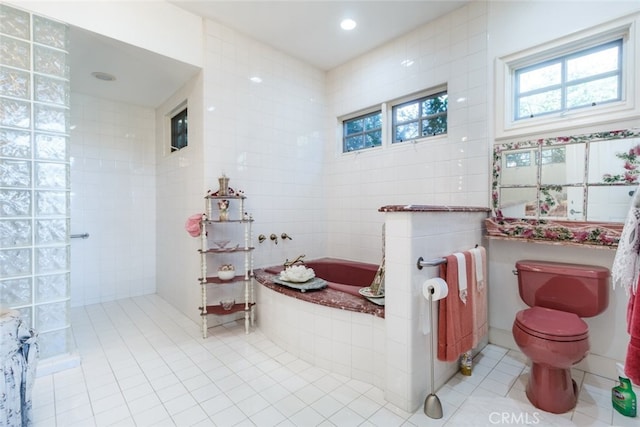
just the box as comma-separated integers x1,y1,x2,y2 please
378,205,491,213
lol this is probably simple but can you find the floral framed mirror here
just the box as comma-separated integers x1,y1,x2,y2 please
487,128,640,247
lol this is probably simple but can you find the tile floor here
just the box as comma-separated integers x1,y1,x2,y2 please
31,295,638,427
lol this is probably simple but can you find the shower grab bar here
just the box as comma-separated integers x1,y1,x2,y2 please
70,233,90,239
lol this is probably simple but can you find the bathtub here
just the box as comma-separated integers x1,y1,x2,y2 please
258,257,384,317
255,257,386,388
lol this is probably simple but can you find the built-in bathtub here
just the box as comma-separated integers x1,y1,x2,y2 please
255,258,386,388
258,258,384,317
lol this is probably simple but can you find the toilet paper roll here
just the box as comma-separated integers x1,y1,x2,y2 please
422,278,448,301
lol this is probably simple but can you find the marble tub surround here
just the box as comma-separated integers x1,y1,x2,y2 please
379,205,491,213
255,270,385,318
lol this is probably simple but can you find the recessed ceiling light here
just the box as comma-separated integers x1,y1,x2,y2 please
400,59,414,67
91,71,116,81
340,19,357,31
249,76,262,83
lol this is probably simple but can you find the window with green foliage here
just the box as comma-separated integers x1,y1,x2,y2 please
171,107,188,152
392,92,448,143
538,147,566,165
343,111,382,152
514,39,622,121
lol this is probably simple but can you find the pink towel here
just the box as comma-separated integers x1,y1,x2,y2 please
625,280,640,385
438,254,475,362
185,213,204,237
470,247,488,347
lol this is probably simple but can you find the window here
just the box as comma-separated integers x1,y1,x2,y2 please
343,110,382,152
538,147,566,165
171,107,188,152
495,14,637,140
339,86,448,153
505,151,531,168
514,39,622,121
392,92,448,143
505,147,566,168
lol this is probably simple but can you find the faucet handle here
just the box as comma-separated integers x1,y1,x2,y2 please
270,233,278,244
281,233,292,240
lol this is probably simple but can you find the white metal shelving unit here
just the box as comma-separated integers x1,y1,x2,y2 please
198,194,255,338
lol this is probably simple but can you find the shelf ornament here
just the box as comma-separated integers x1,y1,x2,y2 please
218,173,230,196
218,199,230,221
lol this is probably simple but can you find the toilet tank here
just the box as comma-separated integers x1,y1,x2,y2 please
515,260,610,317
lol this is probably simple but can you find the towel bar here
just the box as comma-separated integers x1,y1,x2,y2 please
417,245,479,270
416,256,446,270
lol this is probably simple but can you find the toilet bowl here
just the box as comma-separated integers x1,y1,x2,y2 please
513,306,589,413
512,260,609,414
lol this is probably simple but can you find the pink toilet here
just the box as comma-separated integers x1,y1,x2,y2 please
512,260,609,414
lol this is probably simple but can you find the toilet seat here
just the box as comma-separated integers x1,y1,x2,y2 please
515,306,588,342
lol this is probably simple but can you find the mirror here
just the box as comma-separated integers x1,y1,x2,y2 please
492,129,640,222
488,129,639,246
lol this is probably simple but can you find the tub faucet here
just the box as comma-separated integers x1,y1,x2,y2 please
284,254,306,269
270,234,278,244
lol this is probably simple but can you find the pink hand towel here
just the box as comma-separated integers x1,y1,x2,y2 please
469,247,488,347
185,213,204,237
438,254,475,362
625,282,640,385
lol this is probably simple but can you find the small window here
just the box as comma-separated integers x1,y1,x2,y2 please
342,111,382,152
538,147,566,165
505,151,531,168
514,39,622,121
392,91,447,143
171,107,188,152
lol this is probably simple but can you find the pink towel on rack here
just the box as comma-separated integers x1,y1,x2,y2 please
625,280,640,385
470,246,488,347
438,253,475,362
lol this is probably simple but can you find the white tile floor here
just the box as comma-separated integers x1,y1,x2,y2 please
31,295,638,427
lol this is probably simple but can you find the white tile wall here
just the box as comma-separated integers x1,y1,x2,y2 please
155,74,205,325
70,93,156,307
325,1,490,264
200,19,328,271
383,210,488,412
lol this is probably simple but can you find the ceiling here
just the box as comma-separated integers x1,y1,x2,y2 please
70,0,470,108
170,0,470,71
68,26,201,109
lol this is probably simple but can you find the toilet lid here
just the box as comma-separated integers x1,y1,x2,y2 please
515,306,589,342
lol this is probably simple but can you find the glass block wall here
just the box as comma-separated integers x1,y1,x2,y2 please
0,4,72,359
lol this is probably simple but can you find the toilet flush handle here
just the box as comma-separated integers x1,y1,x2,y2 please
512,270,519,276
